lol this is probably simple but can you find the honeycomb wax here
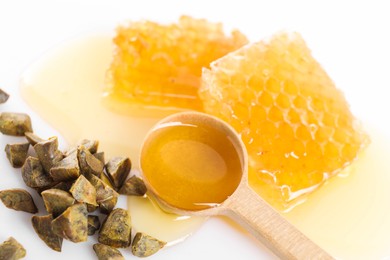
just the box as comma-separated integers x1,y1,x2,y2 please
199,32,368,210
105,16,248,112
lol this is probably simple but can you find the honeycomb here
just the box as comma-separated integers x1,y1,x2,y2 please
105,16,248,111
199,32,368,210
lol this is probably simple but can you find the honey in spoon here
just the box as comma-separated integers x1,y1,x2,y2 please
140,114,242,211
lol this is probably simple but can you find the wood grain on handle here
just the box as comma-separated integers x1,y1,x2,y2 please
223,185,334,260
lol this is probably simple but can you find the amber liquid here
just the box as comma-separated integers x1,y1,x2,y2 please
141,119,242,211
20,34,390,258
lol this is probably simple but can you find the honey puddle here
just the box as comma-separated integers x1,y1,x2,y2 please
283,130,390,259
20,34,390,258
20,34,205,245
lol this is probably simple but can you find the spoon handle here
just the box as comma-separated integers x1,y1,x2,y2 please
222,185,334,260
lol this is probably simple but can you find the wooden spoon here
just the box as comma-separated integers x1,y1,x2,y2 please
140,111,333,260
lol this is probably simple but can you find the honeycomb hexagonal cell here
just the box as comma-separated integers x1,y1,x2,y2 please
105,16,248,112
199,31,368,210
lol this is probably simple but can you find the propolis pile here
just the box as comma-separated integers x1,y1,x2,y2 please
107,17,368,210
0,90,164,259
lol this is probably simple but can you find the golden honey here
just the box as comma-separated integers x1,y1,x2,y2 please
140,118,242,211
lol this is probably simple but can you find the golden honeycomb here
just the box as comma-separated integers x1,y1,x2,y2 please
105,16,248,111
199,32,368,210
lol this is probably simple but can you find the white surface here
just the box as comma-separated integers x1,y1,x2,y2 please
1,1,390,259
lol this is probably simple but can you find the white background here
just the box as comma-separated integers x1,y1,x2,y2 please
1,1,390,259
